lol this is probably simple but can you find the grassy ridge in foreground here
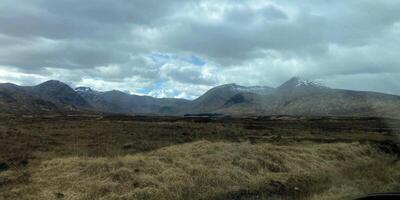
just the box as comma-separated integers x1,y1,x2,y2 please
4,140,399,200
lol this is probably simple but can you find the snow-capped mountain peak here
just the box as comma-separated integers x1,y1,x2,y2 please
217,83,274,95
75,87,96,93
295,79,324,88
278,77,327,90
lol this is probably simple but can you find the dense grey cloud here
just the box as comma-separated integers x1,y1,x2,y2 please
0,0,400,98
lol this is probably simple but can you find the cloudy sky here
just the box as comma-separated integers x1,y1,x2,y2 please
1,0,400,99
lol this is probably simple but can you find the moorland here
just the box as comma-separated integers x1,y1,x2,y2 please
0,114,399,200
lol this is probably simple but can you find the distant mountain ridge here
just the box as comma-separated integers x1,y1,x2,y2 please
75,86,189,114
1,77,400,118
218,77,400,117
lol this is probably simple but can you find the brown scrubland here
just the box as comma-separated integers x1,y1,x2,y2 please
0,115,399,200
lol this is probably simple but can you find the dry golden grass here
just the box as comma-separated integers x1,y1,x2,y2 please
2,140,399,200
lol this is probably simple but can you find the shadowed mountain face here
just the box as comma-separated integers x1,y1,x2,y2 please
0,80,89,114
28,80,90,108
1,77,400,117
184,84,275,113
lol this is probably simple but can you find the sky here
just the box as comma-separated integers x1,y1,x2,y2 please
0,0,400,99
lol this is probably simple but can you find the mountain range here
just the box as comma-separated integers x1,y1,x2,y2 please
1,77,400,117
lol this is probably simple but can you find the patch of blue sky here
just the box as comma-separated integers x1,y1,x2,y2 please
136,81,165,94
149,53,171,64
136,87,150,94
184,55,206,66
148,53,206,67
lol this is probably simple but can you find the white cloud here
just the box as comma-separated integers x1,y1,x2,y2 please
0,66,47,85
0,0,399,98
